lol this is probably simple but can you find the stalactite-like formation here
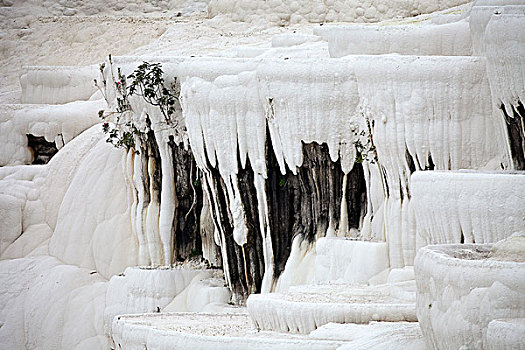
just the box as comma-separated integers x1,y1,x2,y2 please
104,48,512,302
200,129,368,302
266,139,346,281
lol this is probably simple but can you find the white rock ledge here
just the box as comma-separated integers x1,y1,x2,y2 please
410,171,525,246
111,312,342,350
247,281,417,334
20,65,99,104
414,243,525,349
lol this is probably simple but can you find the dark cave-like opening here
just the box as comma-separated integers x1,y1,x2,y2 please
501,101,525,170
26,134,59,164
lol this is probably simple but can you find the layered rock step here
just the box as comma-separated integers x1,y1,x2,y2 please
310,322,425,350
410,171,525,246
247,281,417,334
111,312,343,350
20,65,100,104
415,238,525,349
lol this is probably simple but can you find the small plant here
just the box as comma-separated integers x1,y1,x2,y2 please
352,118,377,164
128,61,179,124
352,108,387,197
96,56,180,153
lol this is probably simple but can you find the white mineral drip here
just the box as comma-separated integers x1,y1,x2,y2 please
410,171,525,246
338,174,349,236
258,59,359,175
352,55,509,265
484,13,525,115
254,173,275,293
133,152,151,265
157,134,176,265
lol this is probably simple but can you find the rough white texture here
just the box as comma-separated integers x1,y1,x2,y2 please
48,133,137,279
354,55,509,267
208,0,472,25
484,12,525,117
314,238,389,285
0,101,103,166
20,65,100,104
414,243,525,349
104,267,230,341
469,0,525,56
0,256,109,350
310,322,426,350
3,0,209,17
0,193,23,255
410,171,525,246
486,318,525,350
318,20,472,58
111,312,342,350
247,281,417,334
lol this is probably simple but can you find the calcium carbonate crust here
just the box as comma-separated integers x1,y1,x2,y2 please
415,244,525,349
208,0,472,25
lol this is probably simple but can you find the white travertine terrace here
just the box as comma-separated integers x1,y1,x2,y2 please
410,171,525,246
1,0,525,349
112,313,343,350
486,318,525,350
415,241,525,349
316,20,472,57
484,12,525,112
100,23,513,295
20,65,99,104
247,281,417,334
469,0,525,55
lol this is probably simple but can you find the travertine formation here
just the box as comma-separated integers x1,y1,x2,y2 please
415,240,525,349
0,0,524,349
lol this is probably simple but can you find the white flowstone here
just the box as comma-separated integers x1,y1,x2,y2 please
414,241,525,349
314,237,389,285
317,20,472,58
410,171,525,246
0,101,103,166
247,281,417,334
310,322,426,350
